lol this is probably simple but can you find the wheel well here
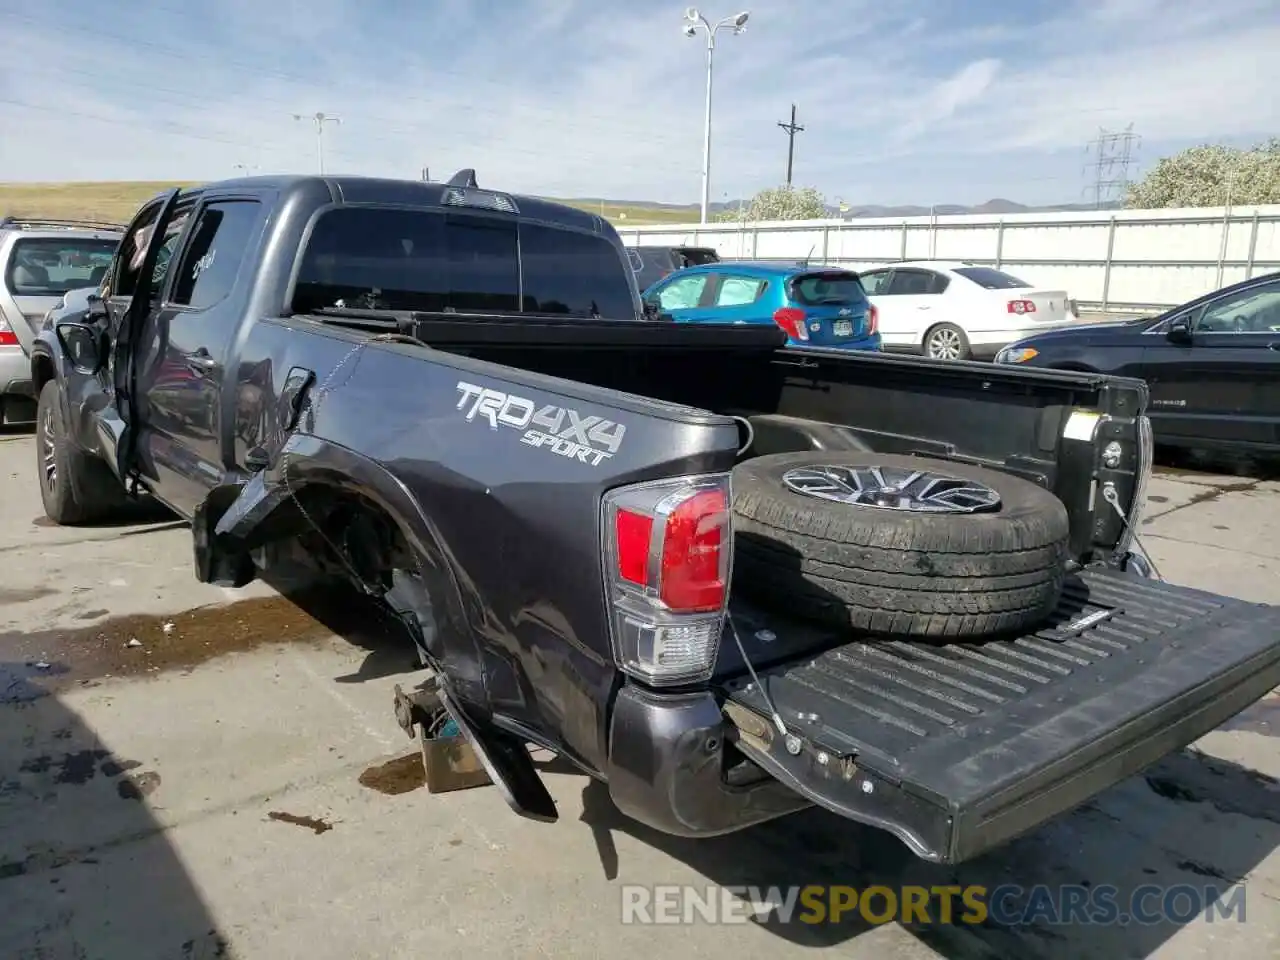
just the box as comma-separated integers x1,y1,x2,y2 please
239,483,417,593
32,354,55,398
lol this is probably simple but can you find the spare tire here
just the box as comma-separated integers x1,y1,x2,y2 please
731,451,1070,638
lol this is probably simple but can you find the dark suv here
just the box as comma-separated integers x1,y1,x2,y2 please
627,244,720,292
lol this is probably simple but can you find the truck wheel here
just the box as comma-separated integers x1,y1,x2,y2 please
36,379,128,525
731,451,1070,638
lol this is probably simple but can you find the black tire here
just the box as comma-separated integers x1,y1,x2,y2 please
731,451,1070,638
923,323,972,361
36,379,128,525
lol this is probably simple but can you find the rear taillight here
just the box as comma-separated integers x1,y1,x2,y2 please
1007,299,1037,314
0,318,18,347
866,303,879,335
602,473,733,686
772,307,809,341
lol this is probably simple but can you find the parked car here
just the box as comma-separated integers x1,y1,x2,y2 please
627,244,720,291
0,216,122,423
994,271,1280,455
856,260,1079,361
641,262,881,351
32,171,1280,867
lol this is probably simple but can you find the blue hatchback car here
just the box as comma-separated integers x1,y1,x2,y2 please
640,261,881,351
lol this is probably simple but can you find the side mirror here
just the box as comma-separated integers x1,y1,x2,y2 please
1166,315,1194,344
642,299,662,321
55,321,106,375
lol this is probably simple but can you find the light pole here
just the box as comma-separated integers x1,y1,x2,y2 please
683,8,749,224
293,111,340,174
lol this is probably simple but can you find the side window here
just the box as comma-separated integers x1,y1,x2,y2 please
150,211,193,294
925,271,951,294
859,270,890,295
657,274,708,311
1194,280,1280,334
170,200,263,310
714,275,765,307
111,202,164,298
886,270,934,296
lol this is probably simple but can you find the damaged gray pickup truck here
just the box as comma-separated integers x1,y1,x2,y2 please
30,171,1280,865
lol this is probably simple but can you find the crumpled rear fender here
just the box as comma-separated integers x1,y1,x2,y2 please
203,432,489,713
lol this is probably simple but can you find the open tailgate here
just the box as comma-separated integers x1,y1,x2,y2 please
719,568,1280,864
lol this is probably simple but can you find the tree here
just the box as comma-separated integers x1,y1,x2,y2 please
715,185,828,222
1126,139,1280,208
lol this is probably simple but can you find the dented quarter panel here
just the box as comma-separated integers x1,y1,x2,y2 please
218,313,742,774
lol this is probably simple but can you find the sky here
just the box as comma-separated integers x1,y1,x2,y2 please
1,0,1278,207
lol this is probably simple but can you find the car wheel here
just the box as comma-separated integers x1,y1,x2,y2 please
36,379,128,525
923,323,972,361
731,451,1070,638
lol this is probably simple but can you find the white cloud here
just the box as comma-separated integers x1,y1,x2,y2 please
0,0,1276,206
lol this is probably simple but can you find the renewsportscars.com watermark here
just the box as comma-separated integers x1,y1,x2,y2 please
620,883,1248,927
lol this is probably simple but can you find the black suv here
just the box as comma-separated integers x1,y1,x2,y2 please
627,245,720,292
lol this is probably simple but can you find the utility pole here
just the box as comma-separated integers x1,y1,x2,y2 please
293,111,341,175
777,103,804,186
1083,124,1139,209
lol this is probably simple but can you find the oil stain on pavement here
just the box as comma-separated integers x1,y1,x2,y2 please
0,585,407,704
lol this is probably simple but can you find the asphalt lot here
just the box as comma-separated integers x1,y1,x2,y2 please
1,427,1278,960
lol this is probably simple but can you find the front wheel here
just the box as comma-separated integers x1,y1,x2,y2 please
923,323,972,361
36,379,128,525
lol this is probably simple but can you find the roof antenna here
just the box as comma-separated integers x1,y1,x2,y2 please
446,169,478,188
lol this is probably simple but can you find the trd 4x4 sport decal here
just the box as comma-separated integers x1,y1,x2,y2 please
456,381,626,467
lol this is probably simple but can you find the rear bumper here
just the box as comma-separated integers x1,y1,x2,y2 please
0,346,31,396
605,683,810,838
793,333,882,352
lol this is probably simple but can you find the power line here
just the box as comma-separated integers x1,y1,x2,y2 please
1083,124,1140,209
777,104,804,186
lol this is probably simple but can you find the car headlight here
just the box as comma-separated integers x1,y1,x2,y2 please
996,346,1038,364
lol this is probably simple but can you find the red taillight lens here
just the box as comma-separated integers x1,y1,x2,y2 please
615,509,654,585
773,306,809,341
659,489,728,612
0,318,17,346
1007,299,1037,314
866,303,879,335
602,474,733,686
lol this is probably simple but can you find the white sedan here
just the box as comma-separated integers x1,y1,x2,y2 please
856,261,1080,361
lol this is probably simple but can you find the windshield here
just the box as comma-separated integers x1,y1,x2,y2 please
292,206,636,320
5,237,118,296
953,266,1031,289
789,272,869,305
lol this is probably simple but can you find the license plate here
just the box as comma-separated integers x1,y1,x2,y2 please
833,320,853,337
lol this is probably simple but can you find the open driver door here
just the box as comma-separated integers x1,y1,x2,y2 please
98,188,183,491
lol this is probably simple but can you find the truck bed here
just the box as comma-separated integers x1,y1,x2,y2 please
719,567,1280,863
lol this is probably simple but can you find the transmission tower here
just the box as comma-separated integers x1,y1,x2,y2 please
1083,124,1140,209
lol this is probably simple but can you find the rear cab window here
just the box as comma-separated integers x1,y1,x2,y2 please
788,271,869,306
953,267,1030,290
291,207,635,320
5,237,118,296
